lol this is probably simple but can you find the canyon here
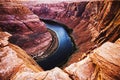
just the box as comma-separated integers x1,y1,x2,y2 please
0,0,120,80
28,0,120,65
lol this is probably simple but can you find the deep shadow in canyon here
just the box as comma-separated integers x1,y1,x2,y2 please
37,20,76,70
0,0,120,80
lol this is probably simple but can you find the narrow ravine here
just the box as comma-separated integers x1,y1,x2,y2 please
37,21,75,70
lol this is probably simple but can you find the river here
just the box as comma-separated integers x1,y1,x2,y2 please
37,21,75,70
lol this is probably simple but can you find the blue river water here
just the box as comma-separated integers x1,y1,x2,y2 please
38,21,75,70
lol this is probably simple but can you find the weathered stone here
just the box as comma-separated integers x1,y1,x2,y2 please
115,38,120,45
0,1,120,80
65,56,95,80
12,67,71,80
0,1,52,58
0,32,43,80
0,31,11,47
0,32,72,80
90,42,120,80
1,31,120,80
65,42,120,80
29,0,120,64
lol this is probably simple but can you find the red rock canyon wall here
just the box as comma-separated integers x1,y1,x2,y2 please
0,1,52,58
0,0,120,80
29,0,120,63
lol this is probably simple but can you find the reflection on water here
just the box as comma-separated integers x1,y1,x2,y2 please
38,21,75,70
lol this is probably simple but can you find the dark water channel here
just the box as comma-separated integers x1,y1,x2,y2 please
37,21,75,70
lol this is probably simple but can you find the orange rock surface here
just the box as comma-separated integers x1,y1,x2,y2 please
65,41,120,80
30,0,120,64
0,1,52,58
0,0,120,80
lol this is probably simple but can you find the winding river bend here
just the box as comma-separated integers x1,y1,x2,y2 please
38,21,75,70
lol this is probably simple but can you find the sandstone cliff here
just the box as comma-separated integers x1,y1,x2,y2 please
0,32,43,80
65,41,120,80
30,0,120,64
0,0,120,80
0,31,71,80
0,31,120,80
0,1,53,59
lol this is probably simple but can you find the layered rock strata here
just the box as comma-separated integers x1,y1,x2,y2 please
0,1,53,59
0,32,43,79
0,31,71,80
0,1,120,80
65,41,120,80
29,0,120,64
0,31,120,80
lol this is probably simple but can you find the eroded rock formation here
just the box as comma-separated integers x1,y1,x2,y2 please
29,0,120,64
0,32,43,80
0,1,53,59
0,31,120,80
65,41,120,80
0,32,71,80
0,0,120,80
0,0,119,66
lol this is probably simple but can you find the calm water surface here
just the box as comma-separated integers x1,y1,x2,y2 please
38,21,75,70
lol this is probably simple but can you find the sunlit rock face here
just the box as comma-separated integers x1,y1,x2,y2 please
65,41,120,80
29,0,120,63
0,0,120,80
0,32,43,80
0,1,52,57
0,32,71,80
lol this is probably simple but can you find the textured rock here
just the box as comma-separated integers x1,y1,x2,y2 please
94,1,120,45
0,1,120,80
29,0,120,64
0,1,52,58
115,38,120,45
65,42,120,80
90,42,120,80
1,0,119,67
0,32,11,47
65,56,95,80
1,31,120,80
12,67,71,80
0,32,43,80
0,31,71,80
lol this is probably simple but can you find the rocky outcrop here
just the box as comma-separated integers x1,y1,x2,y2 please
90,42,120,80
0,0,119,66
0,32,12,47
65,56,95,80
12,67,71,80
0,1,52,59
65,41,120,80
0,31,71,80
115,38,120,45
1,31,120,80
0,32,43,80
29,0,120,64
0,1,120,79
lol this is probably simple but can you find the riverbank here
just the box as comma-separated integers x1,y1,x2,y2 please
37,21,75,70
